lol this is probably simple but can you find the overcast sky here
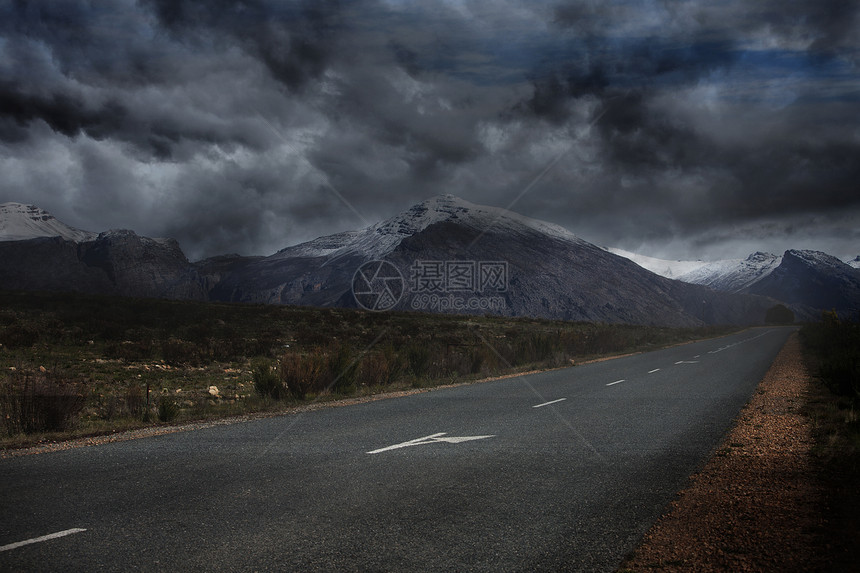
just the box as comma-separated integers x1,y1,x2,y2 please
1,0,858,261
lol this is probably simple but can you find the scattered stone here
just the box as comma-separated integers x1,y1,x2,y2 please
208,385,219,397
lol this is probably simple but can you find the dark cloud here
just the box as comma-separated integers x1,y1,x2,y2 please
0,0,857,260
143,0,346,92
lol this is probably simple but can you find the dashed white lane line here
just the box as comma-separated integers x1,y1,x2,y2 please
675,360,700,364
0,529,87,553
533,398,567,408
606,379,625,386
648,368,660,374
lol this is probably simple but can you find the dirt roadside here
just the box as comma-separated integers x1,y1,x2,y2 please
618,331,836,572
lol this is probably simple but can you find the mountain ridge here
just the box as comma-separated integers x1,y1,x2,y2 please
1,196,853,324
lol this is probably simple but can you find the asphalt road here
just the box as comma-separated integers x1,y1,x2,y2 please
1,326,794,572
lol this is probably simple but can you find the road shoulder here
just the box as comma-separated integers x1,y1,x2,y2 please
618,331,829,571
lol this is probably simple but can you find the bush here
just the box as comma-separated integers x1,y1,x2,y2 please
280,349,328,400
126,384,145,417
765,304,795,324
406,344,431,378
801,315,860,400
104,340,155,362
0,322,40,348
157,397,180,423
252,361,286,400
328,344,359,394
161,338,203,366
0,373,87,436
357,346,404,387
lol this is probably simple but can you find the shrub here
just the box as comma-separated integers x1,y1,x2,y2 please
104,340,155,362
0,322,40,348
801,316,860,400
126,384,145,417
358,346,404,387
252,361,286,400
0,373,87,436
157,397,180,423
280,349,328,400
765,304,795,324
406,344,431,378
161,338,203,366
328,344,359,394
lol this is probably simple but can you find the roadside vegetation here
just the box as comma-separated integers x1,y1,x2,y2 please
800,310,860,567
1,290,738,449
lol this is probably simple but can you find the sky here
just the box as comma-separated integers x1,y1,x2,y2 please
1,0,858,262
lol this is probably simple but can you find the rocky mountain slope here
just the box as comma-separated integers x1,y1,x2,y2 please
208,195,776,326
0,203,206,300
612,246,860,318
6,196,856,325
676,252,783,293
744,250,860,317
0,202,96,242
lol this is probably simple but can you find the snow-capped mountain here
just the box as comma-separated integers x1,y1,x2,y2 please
0,205,205,300
6,195,858,324
676,252,783,293
0,202,96,242
604,247,708,279
744,250,860,315
208,194,777,326
846,256,860,269
611,245,860,317
607,248,782,292
276,194,587,261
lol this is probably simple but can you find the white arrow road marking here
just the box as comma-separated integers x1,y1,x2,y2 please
430,435,495,444
0,529,87,553
367,433,495,454
532,398,567,408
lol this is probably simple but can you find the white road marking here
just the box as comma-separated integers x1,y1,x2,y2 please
0,529,87,553
674,360,700,364
367,433,495,454
533,398,567,408
648,368,660,374
708,330,773,354
606,379,625,386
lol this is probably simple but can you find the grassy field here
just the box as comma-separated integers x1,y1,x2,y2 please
800,312,860,567
0,290,739,449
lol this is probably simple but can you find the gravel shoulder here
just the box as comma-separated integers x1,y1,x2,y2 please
618,331,830,572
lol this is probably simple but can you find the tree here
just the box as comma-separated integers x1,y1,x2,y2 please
765,304,794,325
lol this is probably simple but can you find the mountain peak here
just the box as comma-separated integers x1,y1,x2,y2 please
783,249,853,271
0,202,96,243
375,194,585,244
746,251,778,262
278,194,586,260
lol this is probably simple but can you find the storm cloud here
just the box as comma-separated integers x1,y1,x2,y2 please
1,0,858,260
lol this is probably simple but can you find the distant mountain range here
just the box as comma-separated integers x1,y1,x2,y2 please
607,247,860,319
1,197,857,325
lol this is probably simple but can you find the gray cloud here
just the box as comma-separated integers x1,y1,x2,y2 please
0,0,857,261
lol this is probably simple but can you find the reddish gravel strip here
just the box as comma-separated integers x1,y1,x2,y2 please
619,332,829,572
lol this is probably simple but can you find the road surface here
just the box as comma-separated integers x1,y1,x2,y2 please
0,327,794,572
